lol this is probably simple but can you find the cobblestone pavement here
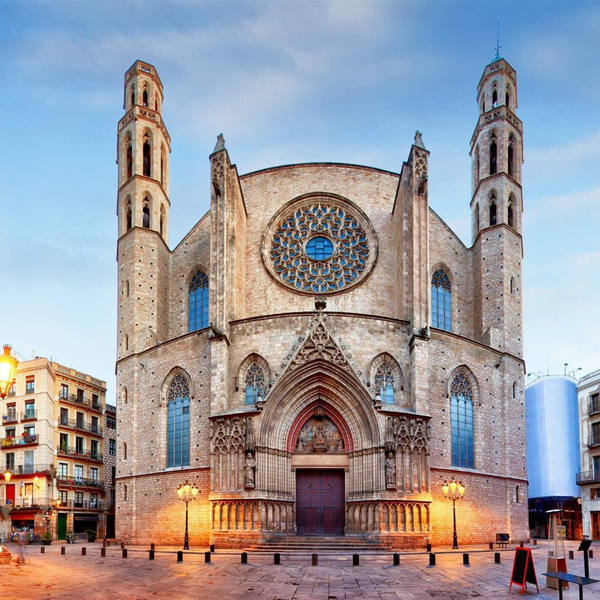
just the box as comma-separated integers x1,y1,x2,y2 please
2,540,600,599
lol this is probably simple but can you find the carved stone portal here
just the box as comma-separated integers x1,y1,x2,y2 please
295,411,344,454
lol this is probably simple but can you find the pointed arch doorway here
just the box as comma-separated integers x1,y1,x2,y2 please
290,402,351,536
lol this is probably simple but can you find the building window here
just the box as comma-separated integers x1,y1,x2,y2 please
74,492,84,508
59,433,69,453
74,465,83,483
5,428,15,440
90,439,99,460
91,416,99,433
129,86,135,108
75,436,84,455
515,485,521,503
142,87,149,107
126,197,132,230
142,199,151,229
60,384,69,399
109,439,116,456
244,363,265,405
23,425,35,437
508,197,515,228
375,362,395,404
451,373,474,469
143,133,152,177
92,394,100,410
431,268,451,331
489,134,497,175
90,493,98,509
58,463,68,477
591,488,600,500
188,270,209,332
508,135,515,177
76,389,85,403
59,490,68,505
106,415,116,429
126,134,133,180
123,485,128,502
76,412,84,429
5,453,15,471
24,402,35,419
167,374,190,468
90,467,99,481
123,442,127,460
26,376,34,393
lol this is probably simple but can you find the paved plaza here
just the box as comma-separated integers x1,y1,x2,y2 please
2,540,600,599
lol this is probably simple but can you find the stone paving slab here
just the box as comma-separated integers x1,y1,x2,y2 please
2,541,600,599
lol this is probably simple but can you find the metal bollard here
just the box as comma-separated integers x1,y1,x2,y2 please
426,543,432,552
591,550,594,559
533,539,537,546
569,550,574,560
210,544,215,553
393,553,400,566
463,553,469,565
274,553,281,565
205,551,211,563
40,546,45,554
82,547,87,556
311,553,318,566
489,542,494,550
121,542,125,550
149,549,154,560
429,553,436,566
495,552,501,564
107,540,111,547
353,554,359,566
241,552,248,564
101,548,106,557
61,546,66,555
177,551,183,562
103,540,107,548
519,541,524,548
151,543,155,551
122,548,128,558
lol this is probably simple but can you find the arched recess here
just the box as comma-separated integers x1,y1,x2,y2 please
447,365,480,405
160,366,196,406
237,353,270,403
369,353,404,406
257,359,381,453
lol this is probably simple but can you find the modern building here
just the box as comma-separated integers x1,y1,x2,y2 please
115,55,528,548
0,357,109,540
577,369,600,538
525,375,581,539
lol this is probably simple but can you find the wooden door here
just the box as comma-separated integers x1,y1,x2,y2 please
296,469,344,535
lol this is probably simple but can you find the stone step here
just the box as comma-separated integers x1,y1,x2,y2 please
245,536,386,553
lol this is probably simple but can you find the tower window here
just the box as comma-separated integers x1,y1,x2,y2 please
505,85,511,109
160,205,165,237
244,363,265,405
508,135,515,177
142,200,150,229
510,277,515,294
130,86,135,108
143,134,152,177
489,202,497,226
431,268,451,332
375,362,395,404
126,135,133,179
155,93,159,111
475,202,480,234
508,201,514,228
492,89,498,107
489,136,497,175
160,150,165,185
451,373,474,469
167,374,190,468
126,197,132,231
188,270,209,331
474,146,480,184
142,87,149,107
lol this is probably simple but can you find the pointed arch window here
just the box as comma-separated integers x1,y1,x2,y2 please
167,374,190,468
474,202,480,235
508,201,514,228
142,199,150,229
375,362,395,404
489,201,497,226
505,85,511,109
474,145,480,184
130,86,135,109
126,197,132,231
188,270,209,331
126,134,133,179
160,205,165,237
451,373,474,468
508,134,515,177
142,87,149,107
489,133,497,175
244,363,265,405
492,88,498,107
431,268,451,331
143,132,152,177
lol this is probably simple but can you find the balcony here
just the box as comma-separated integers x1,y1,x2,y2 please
56,446,103,463
57,476,103,490
21,410,37,422
59,393,103,414
2,411,18,424
577,471,600,485
64,499,102,511
14,464,53,476
1,434,38,448
58,418,103,436
588,434,600,448
9,496,55,510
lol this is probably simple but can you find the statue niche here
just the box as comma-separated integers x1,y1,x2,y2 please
295,412,344,454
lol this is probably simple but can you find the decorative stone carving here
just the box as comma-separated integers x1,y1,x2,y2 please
385,452,396,489
211,417,247,491
295,412,344,454
244,452,256,489
213,133,226,152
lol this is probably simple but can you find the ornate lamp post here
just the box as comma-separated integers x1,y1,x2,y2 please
442,477,465,549
176,480,199,550
0,344,18,399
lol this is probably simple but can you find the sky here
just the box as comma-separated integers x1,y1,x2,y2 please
1,0,599,401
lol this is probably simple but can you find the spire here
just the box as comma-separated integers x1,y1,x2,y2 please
413,130,426,150
214,133,226,153
493,22,503,63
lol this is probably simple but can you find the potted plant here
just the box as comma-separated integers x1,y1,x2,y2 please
41,530,53,545
86,528,97,543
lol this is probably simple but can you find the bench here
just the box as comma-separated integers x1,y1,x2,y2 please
495,533,510,548
66,533,88,543
543,572,600,600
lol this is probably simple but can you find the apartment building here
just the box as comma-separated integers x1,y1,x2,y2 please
1,357,107,539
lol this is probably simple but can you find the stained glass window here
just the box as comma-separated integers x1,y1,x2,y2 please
189,270,209,332
375,362,394,404
431,269,451,331
245,363,265,405
167,374,190,468
451,373,474,468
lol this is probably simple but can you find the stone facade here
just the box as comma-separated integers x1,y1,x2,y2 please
115,58,528,548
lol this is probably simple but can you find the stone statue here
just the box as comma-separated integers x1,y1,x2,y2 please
385,452,396,488
244,452,256,488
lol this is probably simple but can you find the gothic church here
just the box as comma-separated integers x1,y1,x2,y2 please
115,57,528,548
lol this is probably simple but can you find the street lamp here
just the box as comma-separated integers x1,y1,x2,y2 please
0,345,18,399
176,480,199,550
442,477,466,549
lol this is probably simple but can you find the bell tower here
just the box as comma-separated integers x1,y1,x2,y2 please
470,56,523,358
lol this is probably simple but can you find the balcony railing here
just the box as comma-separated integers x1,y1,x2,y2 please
590,400,600,416
57,476,103,489
65,499,102,510
588,434,600,448
1,434,38,448
56,446,103,463
58,418,103,436
9,496,55,509
577,470,600,485
14,464,53,476
21,410,37,421
2,412,18,424
59,393,103,413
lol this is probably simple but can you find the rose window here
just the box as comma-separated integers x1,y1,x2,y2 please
264,196,377,294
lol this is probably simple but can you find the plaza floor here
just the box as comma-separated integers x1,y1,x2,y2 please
2,540,600,599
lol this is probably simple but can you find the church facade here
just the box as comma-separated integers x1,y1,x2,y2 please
115,57,528,548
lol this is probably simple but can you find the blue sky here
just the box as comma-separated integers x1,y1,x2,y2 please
1,0,599,400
